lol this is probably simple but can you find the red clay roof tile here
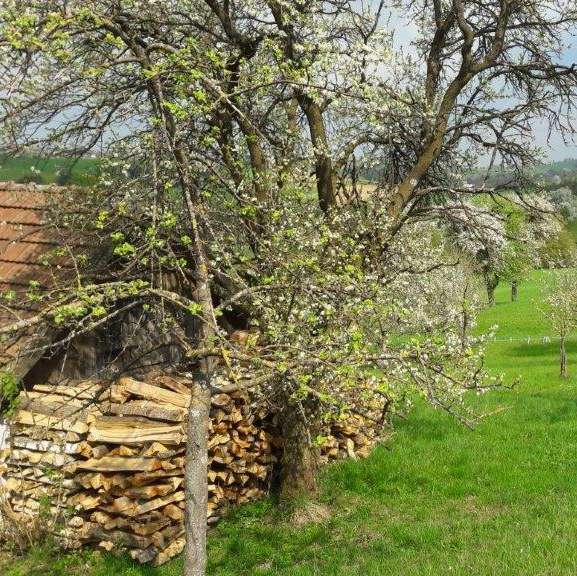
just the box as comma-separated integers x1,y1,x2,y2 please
0,183,72,315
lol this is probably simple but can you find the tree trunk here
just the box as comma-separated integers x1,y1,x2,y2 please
183,382,211,576
157,103,217,576
511,280,518,302
278,395,320,503
122,36,220,576
266,2,336,215
560,336,568,378
459,279,472,351
297,94,337,213
485,273,499,307
487,285,495,307
180,237,218,576
243,128,268,204
460,308,469,351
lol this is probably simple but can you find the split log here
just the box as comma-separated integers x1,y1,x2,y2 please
80,522,153,549
77,457,163,472
12,411,89,434
10,449,75,467
108,401,185,422
150,375,190,396
117,377,189,408
88,417,184,445
152,537,185,567
32,382,104,400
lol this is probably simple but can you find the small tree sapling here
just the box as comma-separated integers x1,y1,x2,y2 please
540,270,577,379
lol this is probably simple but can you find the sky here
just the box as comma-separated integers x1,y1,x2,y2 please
387,6,577,162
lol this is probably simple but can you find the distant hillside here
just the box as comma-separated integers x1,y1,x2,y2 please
362,158,577,188
536,158,577,174
467,158,577,189
0,155,100,186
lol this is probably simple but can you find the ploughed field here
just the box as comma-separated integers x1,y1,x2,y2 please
5,269,577,575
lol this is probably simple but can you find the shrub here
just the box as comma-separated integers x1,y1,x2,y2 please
0,371,19,414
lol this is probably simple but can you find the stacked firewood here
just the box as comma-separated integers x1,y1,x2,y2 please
3,374,276,565
0,419,9,487
3,380,104,517
3,373,383,565
70,375,275,564
320,414,379,464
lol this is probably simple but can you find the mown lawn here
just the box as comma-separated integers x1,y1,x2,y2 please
4,269,577,575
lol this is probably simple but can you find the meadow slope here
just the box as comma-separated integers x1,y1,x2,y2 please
0,156,100,186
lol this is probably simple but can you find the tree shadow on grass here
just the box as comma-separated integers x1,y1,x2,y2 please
98,553,182,576
503,341,577,359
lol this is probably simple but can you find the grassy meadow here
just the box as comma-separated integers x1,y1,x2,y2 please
567,219,577,242
4,268,577,575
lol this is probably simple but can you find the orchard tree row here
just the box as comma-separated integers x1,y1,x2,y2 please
1,2,577,575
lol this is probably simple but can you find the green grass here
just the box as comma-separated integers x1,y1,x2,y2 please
566,219,577,243
476,270,552,338
4,269,577,575
0,155,100,186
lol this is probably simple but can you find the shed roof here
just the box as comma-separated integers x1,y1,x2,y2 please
0,182,73,371
0,182,68,319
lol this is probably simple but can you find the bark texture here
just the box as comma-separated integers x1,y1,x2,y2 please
298,94,337,213
183,383,211,576
278,396,321,503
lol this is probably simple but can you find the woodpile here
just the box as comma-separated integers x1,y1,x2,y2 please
0,418,9,488
2,374,275,565
3,381,103,519
2,373,383,565
320,414,379,463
